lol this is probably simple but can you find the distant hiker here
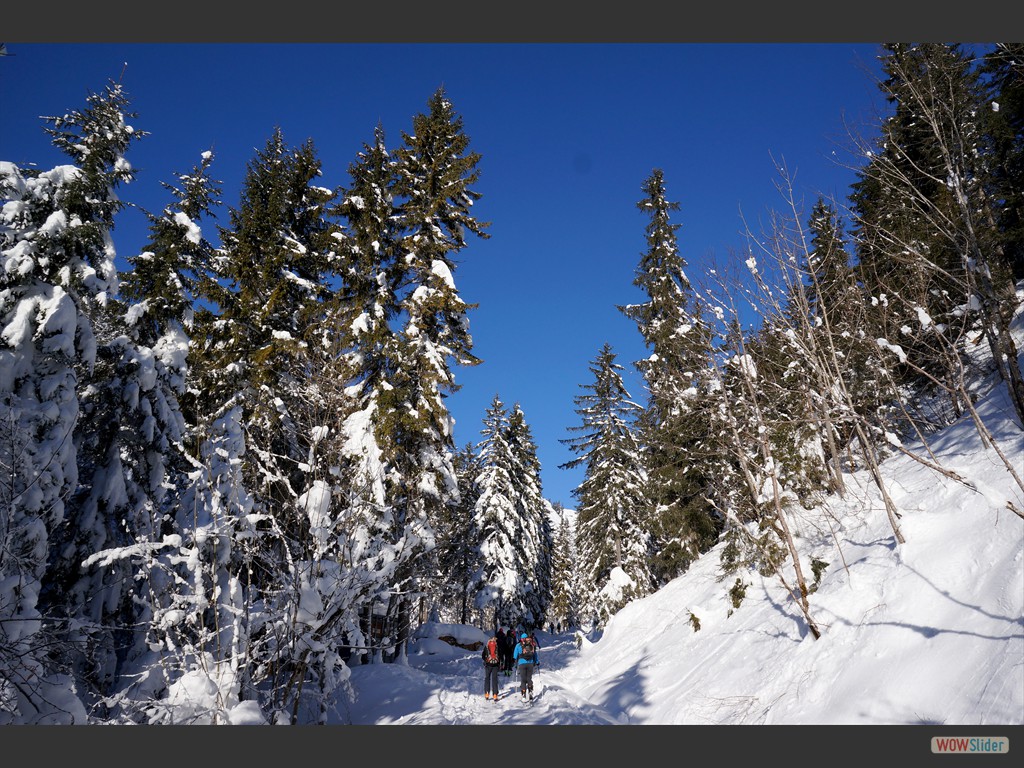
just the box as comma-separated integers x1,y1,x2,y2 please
496,626,507,660
575,631,583,651
482,632,501,701
513,631,540,700
500,626,516,675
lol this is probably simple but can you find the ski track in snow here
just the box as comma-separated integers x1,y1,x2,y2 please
345,635,626,725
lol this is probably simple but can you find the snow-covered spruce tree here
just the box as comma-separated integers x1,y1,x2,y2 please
431,443,483,625
506,402,554,628
547,503,583,631
318,121,423,666
472,395,530,628
851,44,1024,428
138,402,259,725
192,127,336,545
378,87,489,657
740,319,834,507
120,150,221,352
116,147,222,491
0,169,84,722
560,344,653,627
735,194,857,509
0,399,81,723
59,149,291,725
619,169,720,584
76,152,265,724
849,44,965,408
763,179,909,542
73,152,223,714
255,314,420,722
0,81,143,722
75,403,259,725
980,44,1024,282
185,129,357,721
701,266,825,638
801,197,892,475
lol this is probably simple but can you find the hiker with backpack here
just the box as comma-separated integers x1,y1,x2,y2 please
513,631,540,701
482,632,501,701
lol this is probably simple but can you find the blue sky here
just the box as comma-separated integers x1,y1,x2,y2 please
2,43,888,507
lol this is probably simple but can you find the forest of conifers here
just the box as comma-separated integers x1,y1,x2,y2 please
1,43,1022,724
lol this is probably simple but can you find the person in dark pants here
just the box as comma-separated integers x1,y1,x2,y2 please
500,626,516,676
495,626,507,673
482,632,501,701
513,632,540,700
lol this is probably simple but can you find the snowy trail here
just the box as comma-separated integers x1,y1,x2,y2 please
338,632,623,725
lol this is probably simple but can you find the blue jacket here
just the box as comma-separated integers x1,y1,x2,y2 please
513,638,539,666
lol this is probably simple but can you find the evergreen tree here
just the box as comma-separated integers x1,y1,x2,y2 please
83,153,263,723
120,150,221,350
980,44,1024,281
379,88,489,656
619,169,719,583
703,316,823,639
804,198,853,324
472,395,529,627
700,313,780,576
850,44,964,400
332,122,401,421
560,344,652,626
801,198,893,479
120,403,257,724
389,86,488,500
312,90,488,663
179,130,362,717
114,147,221,566
193,127,337,541
547,504,583,631
469,398,551,630
0,80,142,721
432,443,483,625
851,44,1024,426
325,121,422,658
741,321,828,506
764,198,869,499
507,402,553,627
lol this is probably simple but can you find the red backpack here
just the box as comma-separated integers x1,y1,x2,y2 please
484,637,499,665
